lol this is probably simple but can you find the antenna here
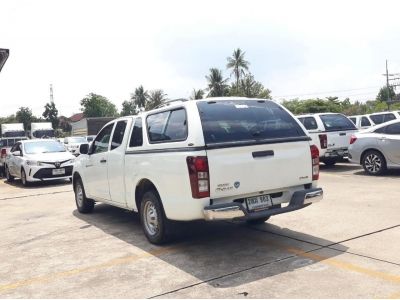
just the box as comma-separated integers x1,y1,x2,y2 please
50,84,54,103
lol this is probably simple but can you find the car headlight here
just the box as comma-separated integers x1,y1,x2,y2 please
69,158,75,164
26,160,39,166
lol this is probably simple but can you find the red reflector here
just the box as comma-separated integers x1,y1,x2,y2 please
350,135,357,145
318,134,327,149
0,148,6,158
310,145,320,181
186,156,210,198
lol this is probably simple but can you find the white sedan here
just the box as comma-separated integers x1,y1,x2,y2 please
5,139,75,186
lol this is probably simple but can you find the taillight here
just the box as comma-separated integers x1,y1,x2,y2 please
0,148,6,159
186,156,210,198
310,145,320,181
350,135,357,145
318,134,327,149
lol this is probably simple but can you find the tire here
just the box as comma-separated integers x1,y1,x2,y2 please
322,158,337,166
246,216,270,225
5,166,14,182
74,178,94,213
362,150,387,176
140,190,170,244
21,168,29,187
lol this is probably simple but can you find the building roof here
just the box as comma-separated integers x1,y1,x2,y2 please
69,113,84,122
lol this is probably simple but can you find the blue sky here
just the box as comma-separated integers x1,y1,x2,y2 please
1,0,400,117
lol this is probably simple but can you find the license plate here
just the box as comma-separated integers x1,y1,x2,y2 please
246,194,273,211
52,168,65,175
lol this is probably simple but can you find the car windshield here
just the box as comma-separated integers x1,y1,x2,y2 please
319,114,356,131
24,141,66,154
68,137,86,143
197,100,306,144
32,129,55,138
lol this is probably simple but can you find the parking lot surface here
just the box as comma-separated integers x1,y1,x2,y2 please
0,163,400,298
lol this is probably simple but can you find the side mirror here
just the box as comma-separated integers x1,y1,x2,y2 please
12,150,21,156
79,143,89,155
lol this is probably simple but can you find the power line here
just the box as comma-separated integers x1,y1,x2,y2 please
274,86,380,98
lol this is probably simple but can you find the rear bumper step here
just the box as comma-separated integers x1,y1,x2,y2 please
203,188,323,221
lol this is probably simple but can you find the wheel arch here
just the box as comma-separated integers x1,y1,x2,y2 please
72,171,82,188
134,178,162,213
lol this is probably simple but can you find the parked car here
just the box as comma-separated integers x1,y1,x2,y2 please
85,135,96,143
0,137,28,177
348,115,375,129
31,122,55,139
72,97,323,244
348,119,400,175
368,111,400,125
64,136,87,156
297,113,358,166
5,139,75,186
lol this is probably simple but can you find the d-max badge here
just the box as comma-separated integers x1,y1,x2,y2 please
234,181,240,188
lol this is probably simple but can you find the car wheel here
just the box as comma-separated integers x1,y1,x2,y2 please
140,190,170,244
5,166,14,182
21,168,29,187
362,150,387,176
246,216,270,225
322,158,337,166
74,178,94,213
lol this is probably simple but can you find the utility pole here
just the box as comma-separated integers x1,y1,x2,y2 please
382,60,400,110
50,84,54,104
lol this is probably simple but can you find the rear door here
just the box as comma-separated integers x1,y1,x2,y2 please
319,114,357,150
380,122,400,164
197,99,313,198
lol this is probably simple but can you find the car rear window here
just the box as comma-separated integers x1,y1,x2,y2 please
319,114,356,131
370,113,396,124
147,108,188,143
196,100,307,145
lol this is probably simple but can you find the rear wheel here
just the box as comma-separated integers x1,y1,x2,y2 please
246,216,270,225
74,178,94,213
140,190,170,244
362,150,386,176
5,166,14,182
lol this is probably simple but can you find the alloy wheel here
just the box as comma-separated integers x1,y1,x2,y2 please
143,201,159,236
364,154,382,174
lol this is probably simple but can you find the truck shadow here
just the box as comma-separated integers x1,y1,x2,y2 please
2,178,71,189
73,204,348,289
353,169,400,178
319,162,362,174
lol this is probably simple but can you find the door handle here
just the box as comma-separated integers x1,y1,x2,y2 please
252,150,274,158
339,132,346,136
100,159,107,163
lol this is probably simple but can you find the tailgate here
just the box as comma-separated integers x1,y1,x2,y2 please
207,141,312,198
327,130,358,150
319,114,358,150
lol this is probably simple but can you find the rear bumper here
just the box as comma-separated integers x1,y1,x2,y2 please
323,148,348,159
203,188,323,221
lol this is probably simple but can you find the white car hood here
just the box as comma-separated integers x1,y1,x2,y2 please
26,152,75,162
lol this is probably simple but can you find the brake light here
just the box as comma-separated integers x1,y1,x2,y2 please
310,145,320,181
318,134,327,149
186,156,210,198
0,148,6,159
350,135,357,145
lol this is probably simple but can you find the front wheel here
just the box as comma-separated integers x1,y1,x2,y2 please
74,178,94,213
21,168,29,187
362,150,387,176
140,190,170,244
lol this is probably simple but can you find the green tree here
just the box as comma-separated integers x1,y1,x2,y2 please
376,86,396,109
16,107,35,131
42,102,59,129
226,48,250,94
230,73,271,99
205,68,229,97
120,100,137,116
190,89,204,100
131,85,149,111
80,93,118,117
146,89,167,110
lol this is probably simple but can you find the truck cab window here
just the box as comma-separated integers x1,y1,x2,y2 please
361,117,371,127
111,121,127,150
129,118,143,147
92,123,114,154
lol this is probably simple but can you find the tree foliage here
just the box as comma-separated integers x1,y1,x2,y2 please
190,89,204,100
16,107,36,131
131,85,149,111
42,102,59,129
226,48,250,92
146,89,167,110
121,100,138,116
205,68,229,97
80,93,118,117
229,73,271,99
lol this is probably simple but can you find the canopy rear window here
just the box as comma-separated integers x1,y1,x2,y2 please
196,100,307,145
319,114,356,131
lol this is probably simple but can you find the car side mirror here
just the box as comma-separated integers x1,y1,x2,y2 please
79,143,89,155
12,150,21,156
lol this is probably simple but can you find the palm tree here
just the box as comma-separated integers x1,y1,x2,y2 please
190,89,204,100
146,89,167,110
205,68,229,97
226,48,250,93
131,85,148,110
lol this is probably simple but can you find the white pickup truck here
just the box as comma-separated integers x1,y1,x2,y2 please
297,113,358,166
72,97,323,244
